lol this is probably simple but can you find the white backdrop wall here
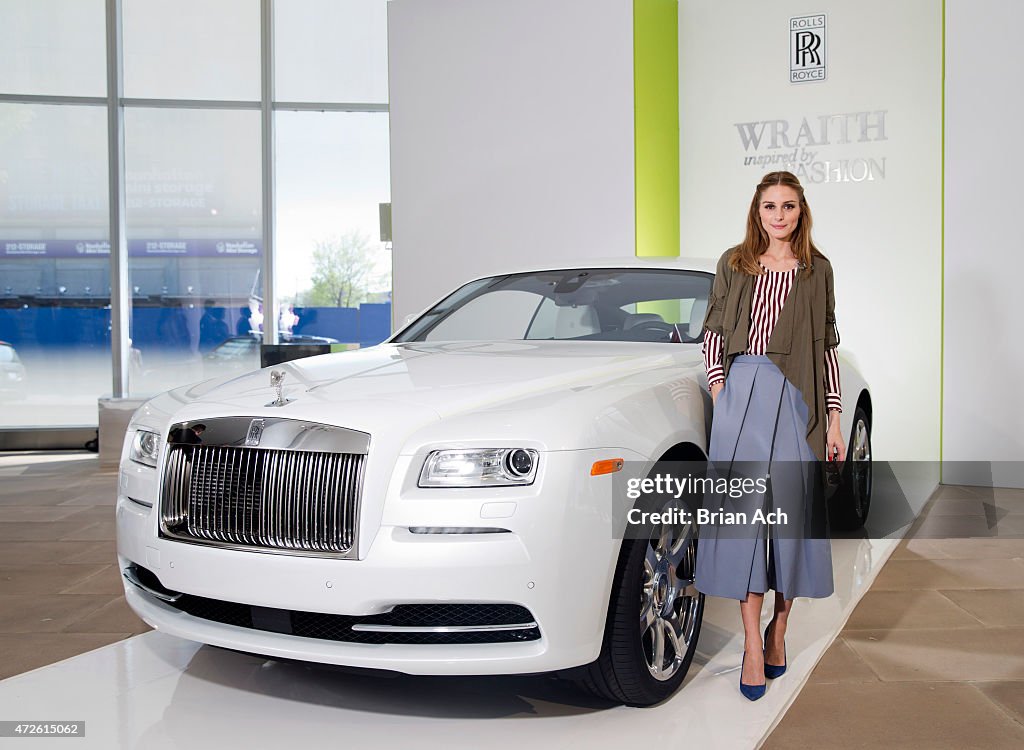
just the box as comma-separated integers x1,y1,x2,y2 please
678,0,943,463
943,1,1024,487
388,0,636,325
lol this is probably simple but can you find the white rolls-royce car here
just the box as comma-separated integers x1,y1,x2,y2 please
116,259,872,706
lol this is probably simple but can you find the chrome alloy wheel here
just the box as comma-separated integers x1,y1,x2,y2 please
639,521,701,681
850,417,872,519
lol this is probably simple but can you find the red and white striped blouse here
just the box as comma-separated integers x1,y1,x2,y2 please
703,262,842,412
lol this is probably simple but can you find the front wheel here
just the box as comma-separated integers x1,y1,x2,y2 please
577,520,704,706
828,406,873,531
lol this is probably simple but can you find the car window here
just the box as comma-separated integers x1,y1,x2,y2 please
424,290,545,341
0,346,16,363
619,297,707,339
395,268,712,344
525,297,601,339
619,298,693,323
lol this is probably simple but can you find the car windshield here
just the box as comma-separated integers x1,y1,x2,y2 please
393,268,713,344
0,346,17,363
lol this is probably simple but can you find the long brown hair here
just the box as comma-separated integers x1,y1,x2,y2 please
727,171,825,278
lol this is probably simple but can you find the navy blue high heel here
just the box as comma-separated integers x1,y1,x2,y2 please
740,653,766,700
763,622,787,679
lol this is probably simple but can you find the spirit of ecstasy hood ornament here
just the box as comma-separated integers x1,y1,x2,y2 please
267,369,293,407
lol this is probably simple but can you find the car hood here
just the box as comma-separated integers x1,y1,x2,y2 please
155,341,701,430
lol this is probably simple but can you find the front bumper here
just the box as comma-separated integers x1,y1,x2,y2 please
116,448,635,675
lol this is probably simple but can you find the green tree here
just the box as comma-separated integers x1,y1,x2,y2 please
300,231,384,308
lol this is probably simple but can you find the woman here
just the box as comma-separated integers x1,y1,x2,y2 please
696,170,846,700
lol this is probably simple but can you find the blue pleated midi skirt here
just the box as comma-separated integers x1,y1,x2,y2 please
694,355,834,601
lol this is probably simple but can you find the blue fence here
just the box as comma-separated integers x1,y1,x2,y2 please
0,303,392,356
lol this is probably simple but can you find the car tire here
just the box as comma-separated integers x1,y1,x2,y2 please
577,522,704,706
828,406,873,531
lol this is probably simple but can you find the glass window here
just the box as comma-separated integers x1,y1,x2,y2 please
0,0,106,97
274,0,388,103
275,111,391,347
622,298,697,325
0,1,391,432
124,107,261,395
424,290,545,341
0,103,110,427
123,0,261,100
395,269,713,344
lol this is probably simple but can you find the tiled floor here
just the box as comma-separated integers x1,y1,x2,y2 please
0,452,149,680
764,483,1024,749
1,452,1022,748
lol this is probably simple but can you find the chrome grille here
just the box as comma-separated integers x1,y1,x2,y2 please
160,444,364,556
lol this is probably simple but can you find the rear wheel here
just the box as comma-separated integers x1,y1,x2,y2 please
577,517,704,706
828,406,872,531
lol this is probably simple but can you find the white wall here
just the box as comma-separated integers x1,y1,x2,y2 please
943,1,1024,487
678,0,943,464
388,0,635,324
388,0,960,478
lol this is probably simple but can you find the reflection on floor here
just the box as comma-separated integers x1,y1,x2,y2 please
5,452,1013,749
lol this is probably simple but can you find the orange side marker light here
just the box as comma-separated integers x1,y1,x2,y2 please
591,458,624,476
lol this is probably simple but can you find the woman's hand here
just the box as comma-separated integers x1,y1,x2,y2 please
710,381,724,405
826,411,846,463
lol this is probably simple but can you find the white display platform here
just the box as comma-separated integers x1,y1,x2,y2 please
0,536,898,750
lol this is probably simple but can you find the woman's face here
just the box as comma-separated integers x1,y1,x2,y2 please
758,185,801,243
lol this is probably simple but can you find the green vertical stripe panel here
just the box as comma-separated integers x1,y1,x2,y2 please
634,0,679,259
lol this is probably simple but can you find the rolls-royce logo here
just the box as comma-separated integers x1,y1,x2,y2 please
790,14,826,84
245,419,265,446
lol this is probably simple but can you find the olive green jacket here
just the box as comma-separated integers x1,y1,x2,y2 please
701,248,840,463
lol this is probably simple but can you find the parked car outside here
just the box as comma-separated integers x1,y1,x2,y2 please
202,332,341,374
0,341,27,400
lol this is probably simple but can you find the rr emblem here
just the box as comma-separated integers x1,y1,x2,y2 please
245,419,265,446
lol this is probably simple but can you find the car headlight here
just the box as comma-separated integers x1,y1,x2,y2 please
419,448,539,487
129,429,162,468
